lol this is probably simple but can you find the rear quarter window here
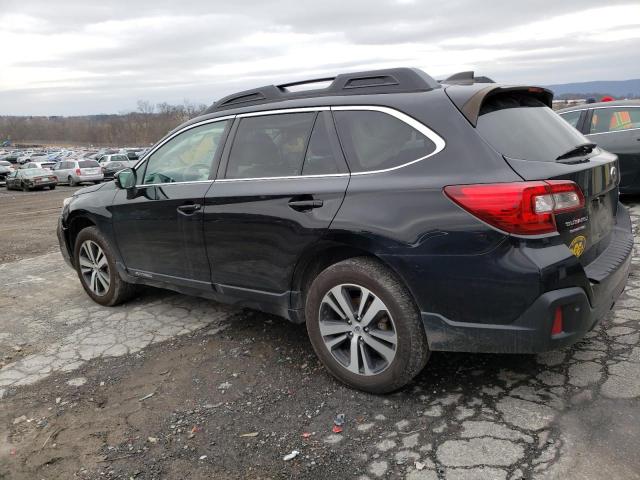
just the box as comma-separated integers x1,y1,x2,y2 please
333,110,436,173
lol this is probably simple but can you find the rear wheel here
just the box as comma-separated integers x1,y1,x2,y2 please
49,185,56,190
68,176,76,186
73,226,136,306
21,182,29,192
305,257,429,393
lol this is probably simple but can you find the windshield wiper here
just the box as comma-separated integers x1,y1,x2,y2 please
555,143,597,162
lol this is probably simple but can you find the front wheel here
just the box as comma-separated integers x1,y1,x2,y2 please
73,227,136,306
68,176,76,187
305,257,429,393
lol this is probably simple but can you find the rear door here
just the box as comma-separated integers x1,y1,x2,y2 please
585,106,640,191
203,109,349,299
474,92,619,264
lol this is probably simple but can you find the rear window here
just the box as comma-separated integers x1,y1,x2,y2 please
25,168,50,176
334,110,436,172
476,93,590,163
79,160,99,168
111,155,128,162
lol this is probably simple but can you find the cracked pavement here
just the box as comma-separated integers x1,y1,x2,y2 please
0,190,639,479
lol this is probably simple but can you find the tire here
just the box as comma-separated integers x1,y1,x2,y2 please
73,226,137,306
305,257,429,393
22,183,29,192
68,176,76,187
49,185,56,190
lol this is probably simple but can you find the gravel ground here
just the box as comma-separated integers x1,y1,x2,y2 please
1,187,640,479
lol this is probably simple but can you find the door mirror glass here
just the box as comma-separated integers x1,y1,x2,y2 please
115,168,136,189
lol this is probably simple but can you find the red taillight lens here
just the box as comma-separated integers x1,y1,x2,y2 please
75,168,81,175
444,181,584,235
551,307,564,336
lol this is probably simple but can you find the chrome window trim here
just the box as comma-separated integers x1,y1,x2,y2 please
236,106,330,118
558,109,587,115
216,173,349,183
587,126,640,137
133,115,235,185
132,105,447,185
330,105,446,176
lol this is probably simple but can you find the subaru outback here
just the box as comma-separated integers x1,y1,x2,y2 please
57,68,632,393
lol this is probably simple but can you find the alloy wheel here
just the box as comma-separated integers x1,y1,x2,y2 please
318,284,397,376
78,240,110,296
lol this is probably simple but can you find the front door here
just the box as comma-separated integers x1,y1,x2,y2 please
203,110,349,299
110,119,231,286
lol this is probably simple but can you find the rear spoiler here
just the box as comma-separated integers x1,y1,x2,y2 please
445,85,554,127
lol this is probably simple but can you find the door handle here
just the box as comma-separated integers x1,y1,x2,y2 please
177,203,201,215
288,199,323,211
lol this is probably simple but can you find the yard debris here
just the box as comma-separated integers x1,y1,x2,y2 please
218,382,232,391
13,415,27,425
301,432,312,439
199,455,207,460
415,461,426,470
138,392,155,402
283,450,299,461
147,437,158,444
332,413,346,433
239,432,259,438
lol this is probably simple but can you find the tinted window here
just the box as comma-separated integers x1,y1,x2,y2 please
226,112,315,179
333,110,436,173
143,120,229,185
79,160,99,168
590,107,640,134
24,168,50,176
302,112,341,175
111,154,128,162
559,110,582,128
476,93,589,163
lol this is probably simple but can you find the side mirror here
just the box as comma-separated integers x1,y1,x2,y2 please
115,168,136,189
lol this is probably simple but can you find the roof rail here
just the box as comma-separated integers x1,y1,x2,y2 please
206,67,440,113
439,71,495,85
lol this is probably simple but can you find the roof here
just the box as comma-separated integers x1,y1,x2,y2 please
556,99,640,112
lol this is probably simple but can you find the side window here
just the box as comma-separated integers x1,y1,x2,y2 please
590,107,640,134
333,110,436,173
142,121,229,185
559,110,582,129
225,112,315,179
301,112,342,176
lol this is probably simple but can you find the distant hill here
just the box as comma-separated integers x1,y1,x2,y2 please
546,79,640,99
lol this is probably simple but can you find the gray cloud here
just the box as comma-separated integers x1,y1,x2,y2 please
1,0,639,115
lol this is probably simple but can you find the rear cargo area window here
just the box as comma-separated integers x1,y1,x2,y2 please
476,93,591,163
333,110,435,172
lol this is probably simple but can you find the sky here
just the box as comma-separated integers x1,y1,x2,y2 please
1,0,639,116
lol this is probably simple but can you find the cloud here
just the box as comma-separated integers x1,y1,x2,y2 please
0,0,639,115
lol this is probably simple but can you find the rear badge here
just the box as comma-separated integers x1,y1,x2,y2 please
569,235,587,257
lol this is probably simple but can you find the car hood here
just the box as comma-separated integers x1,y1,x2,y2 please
73,181,114,197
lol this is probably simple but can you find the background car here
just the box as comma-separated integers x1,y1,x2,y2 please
101,158,137,180
0,160,15,183
52,159,104,186
557,100,640,193
6,168,57,191
97,153,131,165
21,161,56,170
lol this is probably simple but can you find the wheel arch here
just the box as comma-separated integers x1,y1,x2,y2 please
289,236,419,318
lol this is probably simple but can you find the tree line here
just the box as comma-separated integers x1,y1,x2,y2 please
0,100,209,147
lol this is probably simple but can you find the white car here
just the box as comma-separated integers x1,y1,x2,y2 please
52,159,104,186
21,161,57,170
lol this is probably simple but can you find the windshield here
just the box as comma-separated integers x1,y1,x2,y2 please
476,93,591,163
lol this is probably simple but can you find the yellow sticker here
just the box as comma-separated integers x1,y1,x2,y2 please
570,235,587,257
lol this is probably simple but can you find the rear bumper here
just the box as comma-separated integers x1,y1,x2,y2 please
422,204,633,354
75,174,103,183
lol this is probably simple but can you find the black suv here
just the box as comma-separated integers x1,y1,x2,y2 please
58,68,633,393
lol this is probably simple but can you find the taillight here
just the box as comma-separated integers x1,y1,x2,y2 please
75,168,81,175
551,307,564,336
443,181,584,235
